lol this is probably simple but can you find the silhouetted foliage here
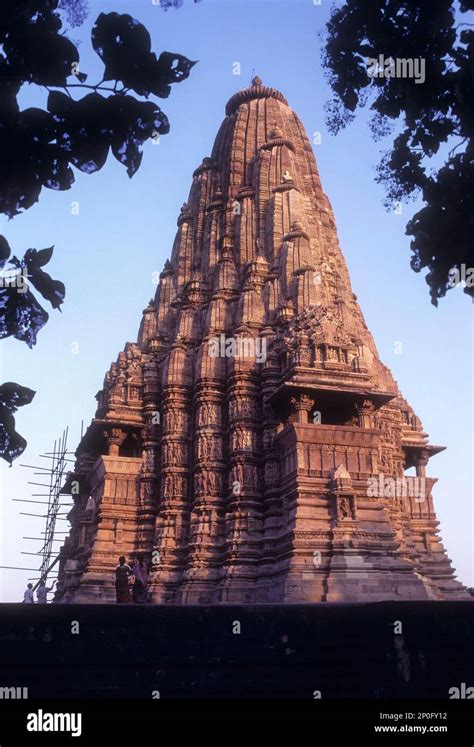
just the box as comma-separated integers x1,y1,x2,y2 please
0,236,65,347
0,4,195,217
0,382,36,465
59,0,89,28
323,0,474,305
0,0,196,462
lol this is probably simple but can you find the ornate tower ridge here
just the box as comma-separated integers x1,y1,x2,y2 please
56,79,467,603
225,75,289,115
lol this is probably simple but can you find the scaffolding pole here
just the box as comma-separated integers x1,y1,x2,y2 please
16,428,73,591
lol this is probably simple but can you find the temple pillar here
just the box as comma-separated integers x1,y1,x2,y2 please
218,362,263,602
178,383,227,603
104,428,126,456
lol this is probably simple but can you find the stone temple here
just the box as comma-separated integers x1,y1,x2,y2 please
56,78,467,603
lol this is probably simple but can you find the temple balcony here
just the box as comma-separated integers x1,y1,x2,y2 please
275,422,381,483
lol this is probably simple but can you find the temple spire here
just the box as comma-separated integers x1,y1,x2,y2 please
54,81,468,605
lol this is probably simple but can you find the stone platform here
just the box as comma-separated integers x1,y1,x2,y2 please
0,601,472,700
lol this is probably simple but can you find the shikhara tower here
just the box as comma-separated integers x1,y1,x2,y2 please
56,78,467,603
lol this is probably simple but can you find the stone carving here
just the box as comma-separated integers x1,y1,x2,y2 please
264,461,279,485
198,403,221,427
262,428,274,450
163,441,187,464
339,497,350,519
163,408,189,433
231,427,254,451
196,435,221,461
194,469,222,496
142,448,155,472
229,399,254,419
162,474,187,499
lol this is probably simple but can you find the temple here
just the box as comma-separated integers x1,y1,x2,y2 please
55,78,467,603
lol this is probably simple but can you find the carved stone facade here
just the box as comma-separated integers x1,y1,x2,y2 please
55,78,467,603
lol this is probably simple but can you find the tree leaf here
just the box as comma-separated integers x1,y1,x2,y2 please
29,269,65,310
91,12,151,82
0,382,36,411
0,405,28,465
32,246,54,268
0,286,49,347
0,235,11,270
0,385,36,465
155,52,197,85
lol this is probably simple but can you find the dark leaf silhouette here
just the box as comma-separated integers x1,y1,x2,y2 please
92,12,152,82
6,27,80,86
0,382,36,410
0,6,195,215
107,95,170,176
0,235,11,270
48,91,111,174
29,247,55,268
0,242,63,346
0,285,49,347
323,0,473,304
24,248,66,310
0,383,36,465
0,0,195,462
156,52,197,84
92,12,196,98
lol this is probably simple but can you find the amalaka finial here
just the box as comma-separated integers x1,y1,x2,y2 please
251,75,263,87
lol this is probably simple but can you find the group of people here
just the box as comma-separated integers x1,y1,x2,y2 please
21,558,150,605
115,554,149,604
22,579,56,604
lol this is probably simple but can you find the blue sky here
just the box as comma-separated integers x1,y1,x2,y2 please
0,0,472,601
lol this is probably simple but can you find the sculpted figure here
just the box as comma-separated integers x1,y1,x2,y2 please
340,497,349,519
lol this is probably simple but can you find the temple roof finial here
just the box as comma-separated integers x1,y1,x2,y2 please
226,78,288,115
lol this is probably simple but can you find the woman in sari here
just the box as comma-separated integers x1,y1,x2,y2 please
131,553,149,604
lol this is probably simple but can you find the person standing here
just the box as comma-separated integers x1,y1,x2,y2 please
115,556,132,603
36,580,56,604
23,583,34,604
131,554,149,604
